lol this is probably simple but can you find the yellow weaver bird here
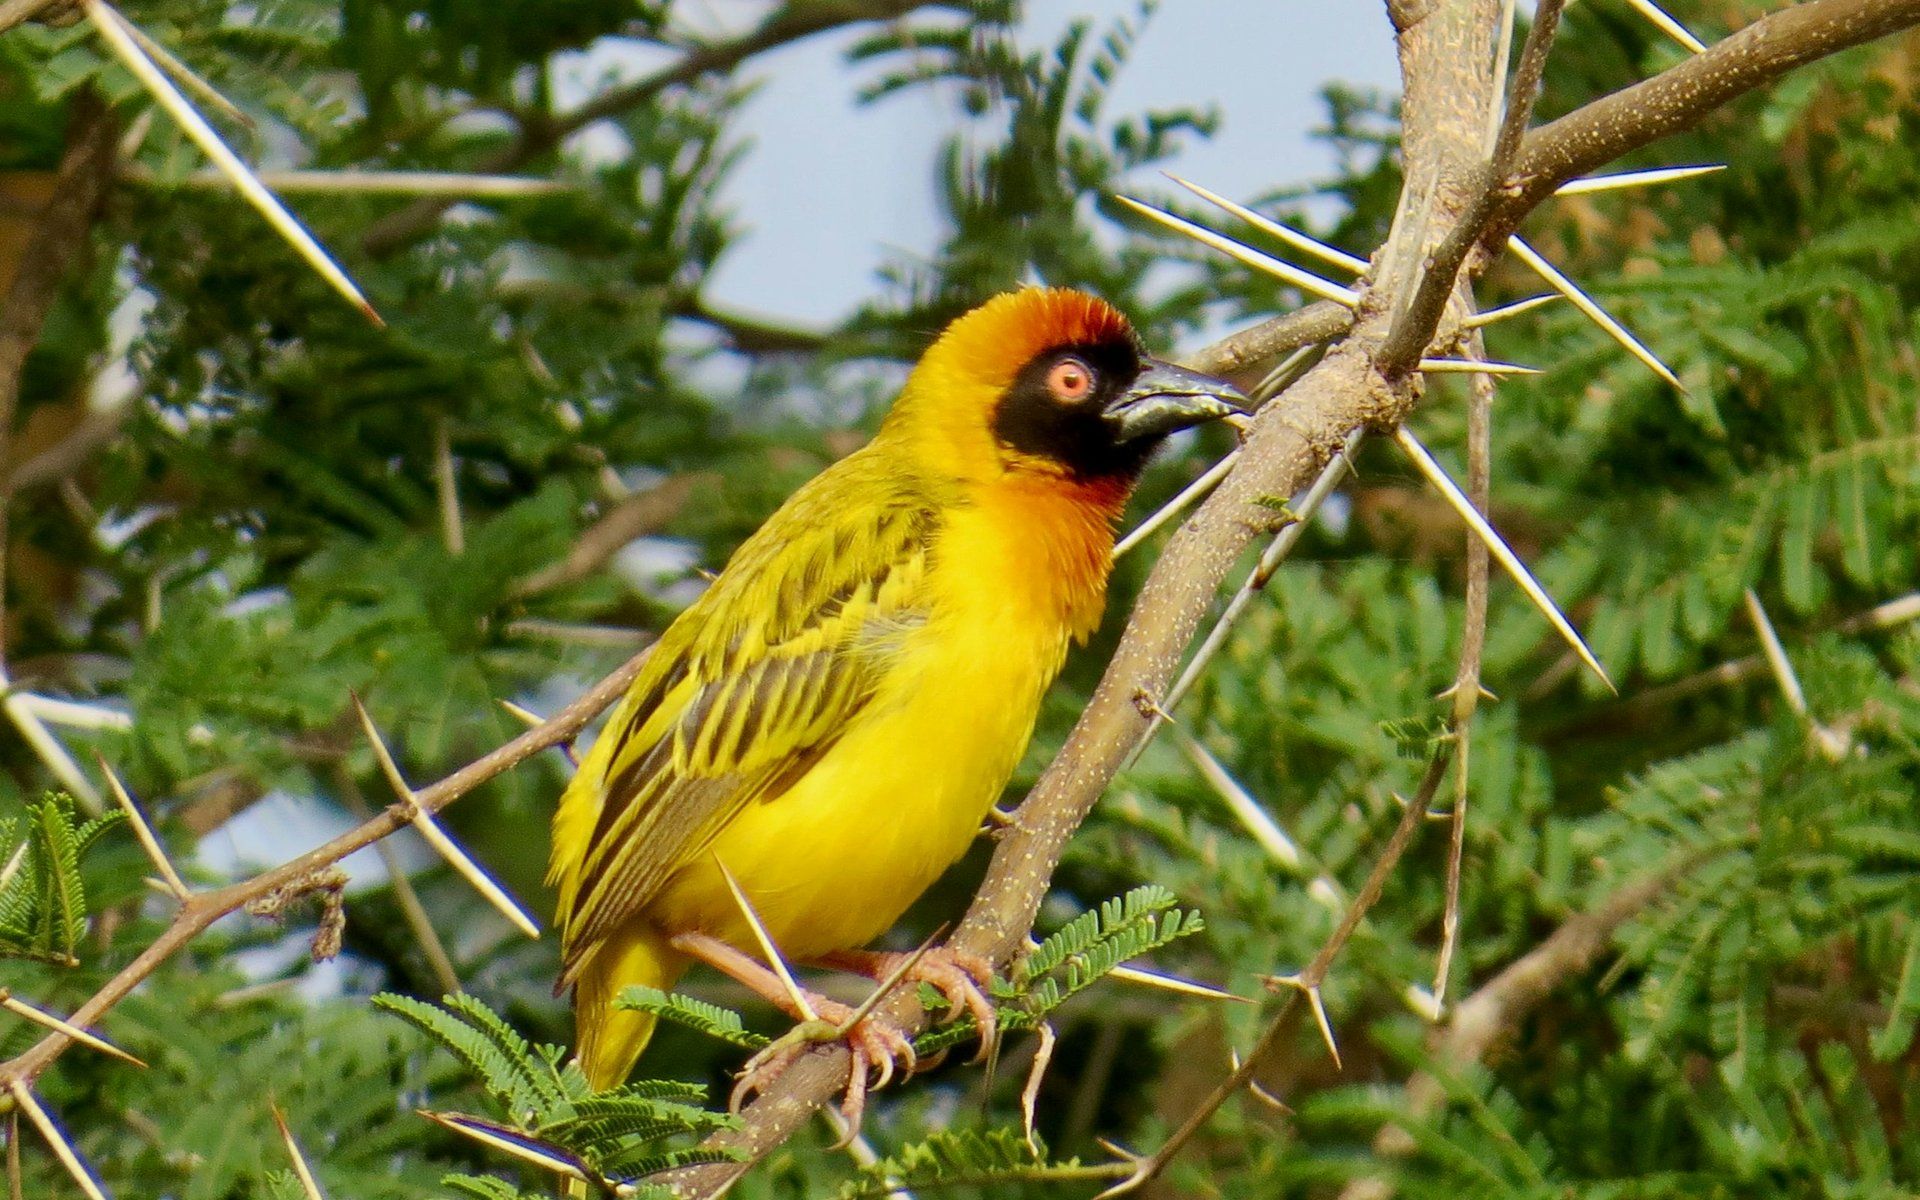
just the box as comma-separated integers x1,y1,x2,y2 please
549,287,1244,1118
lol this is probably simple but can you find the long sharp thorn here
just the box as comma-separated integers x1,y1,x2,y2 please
116,15,253,133
1305,986,1343,1070
9,1083,109,1200
713,855,816,1022
1507,235,1681,390
1115,196,1360,308
1556,164,1724,195
271,1102,327,1200
496,698,543,728
1395,426,1615,693
1267,975,1342,1070
1465,294,1560,327
160,168,568,196
417,1111,592,1183
0,991,145,1067
1116,452,1238,559
1163,174,1367,274
1418,358,1539,376
1743,589,1808,716
836,933,939,1036
1021,1022,1058,1157
351,697,541,938
82,1,382,325
95,754,189,901
1171,726,1301,870
1,685,102,812
1622,0,1707,53
1108,964,1251,1003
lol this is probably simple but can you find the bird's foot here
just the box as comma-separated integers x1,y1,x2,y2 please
825,946,999,1061
730,994,917,1135
900,947,999,1058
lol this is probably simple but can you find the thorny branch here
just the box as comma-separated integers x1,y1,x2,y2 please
670,1,1920,1193
0,646,651,1093
1338,854,1697,1200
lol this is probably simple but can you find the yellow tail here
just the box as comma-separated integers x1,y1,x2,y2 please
574,925,689,1092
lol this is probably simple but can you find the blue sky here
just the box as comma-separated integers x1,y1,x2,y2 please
638,2,1402,326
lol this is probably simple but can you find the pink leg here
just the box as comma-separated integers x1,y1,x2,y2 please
815,945,999,1061
670,932,917,1132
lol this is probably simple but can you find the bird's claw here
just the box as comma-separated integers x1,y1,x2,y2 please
729,997,918,1137
901,948,999,1062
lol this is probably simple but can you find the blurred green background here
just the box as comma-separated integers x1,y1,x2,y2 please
0,2,1917,1197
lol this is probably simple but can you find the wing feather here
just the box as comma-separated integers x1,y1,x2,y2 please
550,457,939,982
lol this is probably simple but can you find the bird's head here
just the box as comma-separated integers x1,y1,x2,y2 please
882,288,1247,492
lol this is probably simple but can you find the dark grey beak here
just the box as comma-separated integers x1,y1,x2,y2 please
1102,360,1248,444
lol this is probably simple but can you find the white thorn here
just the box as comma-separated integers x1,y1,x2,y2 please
83,1,382,325
1116,195,1360,308
1622,0,1707,53
713,854,815,1022
353,698,541,938
1395,426,1616,692
1507,235,1681,390
1418,358,1540,376
1163,174,1368,273
1556,164,1724,195
1116,452,1238,559
1465,294,1561,327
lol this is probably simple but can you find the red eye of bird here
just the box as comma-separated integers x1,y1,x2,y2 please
1045,357,1094,402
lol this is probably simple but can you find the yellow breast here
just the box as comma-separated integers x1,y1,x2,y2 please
652,481,1114,959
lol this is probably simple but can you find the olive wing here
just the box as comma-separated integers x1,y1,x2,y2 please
552,477,936,982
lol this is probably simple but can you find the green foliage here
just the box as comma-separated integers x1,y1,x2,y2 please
616,985,772,1051
914,885,1204,1056
374,992,739,1194
1,1,1918,1198
0,795,125,965
835,1129,1115,1199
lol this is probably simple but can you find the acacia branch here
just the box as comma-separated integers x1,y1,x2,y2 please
1503,0,1920,221
669,2,1920,1193
0,648,651,1091
1338,854,1695,1200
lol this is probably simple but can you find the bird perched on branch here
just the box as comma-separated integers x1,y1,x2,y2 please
549,287,1245,1123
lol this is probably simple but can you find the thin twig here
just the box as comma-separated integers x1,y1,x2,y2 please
1339,854,1695,1200
1506,0,1920,218
1094,747,1458,1197
0,648,649,1091
1433,336,1496,1010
